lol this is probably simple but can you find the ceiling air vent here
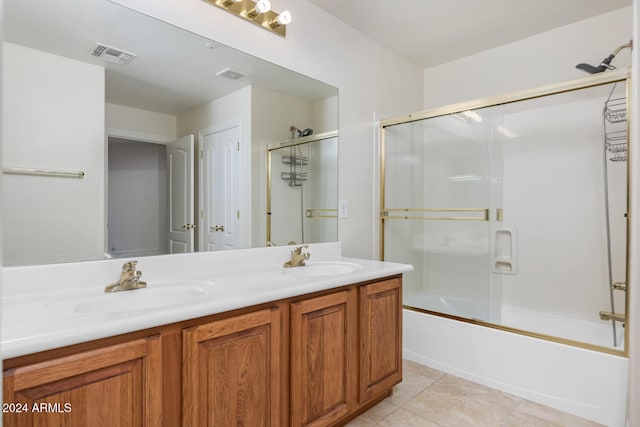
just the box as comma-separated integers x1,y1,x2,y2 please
216,68,247,80
90,43,136,65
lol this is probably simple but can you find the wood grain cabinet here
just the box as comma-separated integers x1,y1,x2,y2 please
290,289,358,427
2,336,162,427
359,277,403,403
182,306,284,427
3,275,403,427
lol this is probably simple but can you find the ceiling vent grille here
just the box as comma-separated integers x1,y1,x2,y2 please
216,68,247,80
90,43,136,65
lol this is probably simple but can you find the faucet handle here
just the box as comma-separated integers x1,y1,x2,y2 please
122,260,139,271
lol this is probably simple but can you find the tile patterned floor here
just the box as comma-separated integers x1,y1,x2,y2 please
346,360,603,427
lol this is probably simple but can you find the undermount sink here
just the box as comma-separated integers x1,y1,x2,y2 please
282,261,363,278
54,281,217,315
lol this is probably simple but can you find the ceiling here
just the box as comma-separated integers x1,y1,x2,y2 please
308,0,632,68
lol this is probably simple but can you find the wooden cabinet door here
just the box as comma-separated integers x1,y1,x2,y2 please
2,336,162,427
290,289,357,427
182,306,283,427
359,277,402,403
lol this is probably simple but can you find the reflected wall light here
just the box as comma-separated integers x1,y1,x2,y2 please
205,0,291,37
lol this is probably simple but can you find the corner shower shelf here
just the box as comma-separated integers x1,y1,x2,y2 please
282,155,308,165
604,97,627,124
604,96,628,162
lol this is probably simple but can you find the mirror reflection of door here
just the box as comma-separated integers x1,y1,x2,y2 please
107,134,194,257
199,121,242,251
167,135,195,253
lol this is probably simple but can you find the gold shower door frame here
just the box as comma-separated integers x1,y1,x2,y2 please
379,69,632,356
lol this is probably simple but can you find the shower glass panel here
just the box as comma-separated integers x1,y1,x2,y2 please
381,73,629,353
267,132,338,246
497,81,628,349
382,106,503,323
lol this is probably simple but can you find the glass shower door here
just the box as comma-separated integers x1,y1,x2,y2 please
382,106,503,322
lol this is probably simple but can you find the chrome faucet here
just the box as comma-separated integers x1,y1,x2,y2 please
283,245,310,268
104,260,147,292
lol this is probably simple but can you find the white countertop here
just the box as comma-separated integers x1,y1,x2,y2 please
1,243,412,359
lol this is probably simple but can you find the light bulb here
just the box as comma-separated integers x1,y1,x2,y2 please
247,0,271,18
255,0,271,14
277,10,291,25
270,10,291,28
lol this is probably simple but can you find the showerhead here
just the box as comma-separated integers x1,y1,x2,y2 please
575,54,615,74
575,40,632,74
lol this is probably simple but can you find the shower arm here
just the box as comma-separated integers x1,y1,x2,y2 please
598,40,633,70
612,40,633,56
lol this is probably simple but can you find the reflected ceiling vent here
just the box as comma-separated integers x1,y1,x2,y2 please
89,43,137,65
216,67,247,80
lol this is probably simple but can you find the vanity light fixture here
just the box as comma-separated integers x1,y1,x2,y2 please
222,0,242,7
204,0,291,37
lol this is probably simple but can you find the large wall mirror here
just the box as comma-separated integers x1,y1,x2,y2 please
2,0,338,266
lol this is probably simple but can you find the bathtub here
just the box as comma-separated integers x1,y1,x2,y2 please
403,295,629,426
405,293,625,349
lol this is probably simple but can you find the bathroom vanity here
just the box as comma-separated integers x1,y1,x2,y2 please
2,243,412,426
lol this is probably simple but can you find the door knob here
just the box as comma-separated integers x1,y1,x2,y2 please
182,224,196,230
210,225,225,232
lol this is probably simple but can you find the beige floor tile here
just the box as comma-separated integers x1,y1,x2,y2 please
355,361,603,427
404,360,446,381
377,408,440,426
402,375,520,427
386,371,438,407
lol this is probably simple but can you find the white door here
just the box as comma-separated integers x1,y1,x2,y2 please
200,123,241,251
167,135,195,253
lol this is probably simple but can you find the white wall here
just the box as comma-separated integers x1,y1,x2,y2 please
423,7,633,109
313,96,338,134
106,103,177,139
110,0,424,259
2,42,105,265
